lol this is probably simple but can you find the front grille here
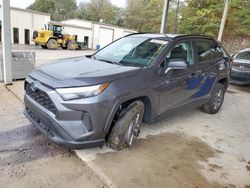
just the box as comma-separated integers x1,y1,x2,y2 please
26,107,54,136
25,82,57,114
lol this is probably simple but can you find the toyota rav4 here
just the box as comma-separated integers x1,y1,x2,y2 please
24,33,231,150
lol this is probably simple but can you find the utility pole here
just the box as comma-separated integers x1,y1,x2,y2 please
160,0,171,34
2,0,12,85
218,0,231,42
174,0,180,34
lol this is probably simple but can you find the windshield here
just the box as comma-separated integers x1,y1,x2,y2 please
48,25,62,33
235,50,250,60
93,37,168,67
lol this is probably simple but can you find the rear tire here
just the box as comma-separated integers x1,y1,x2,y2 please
202,83,225,114
107,101,145,151
41,45,47,49
67,41,77,50
47,39,58,50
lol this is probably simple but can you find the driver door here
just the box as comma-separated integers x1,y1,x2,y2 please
157,40,200,114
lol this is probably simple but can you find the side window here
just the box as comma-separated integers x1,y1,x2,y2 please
195,40,214,63
164,41,194,67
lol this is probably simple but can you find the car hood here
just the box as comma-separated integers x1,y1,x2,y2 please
29,56,141,88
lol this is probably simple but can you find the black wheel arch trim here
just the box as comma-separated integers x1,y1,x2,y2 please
103,93,156,134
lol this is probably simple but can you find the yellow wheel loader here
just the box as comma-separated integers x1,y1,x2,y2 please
32,22,78,50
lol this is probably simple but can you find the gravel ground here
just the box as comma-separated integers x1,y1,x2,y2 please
1,44,95,66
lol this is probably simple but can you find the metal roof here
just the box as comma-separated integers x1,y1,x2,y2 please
0,6,51,16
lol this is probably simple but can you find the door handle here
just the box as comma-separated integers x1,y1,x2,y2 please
189,72,197,78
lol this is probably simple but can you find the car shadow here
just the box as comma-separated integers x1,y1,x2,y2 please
230,83,250,93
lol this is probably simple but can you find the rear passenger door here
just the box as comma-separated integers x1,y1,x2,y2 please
193,40,219,98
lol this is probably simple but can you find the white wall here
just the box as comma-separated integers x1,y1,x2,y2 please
63,26,93,48
92,23,136,49
0,7,50,44
62,19,92,29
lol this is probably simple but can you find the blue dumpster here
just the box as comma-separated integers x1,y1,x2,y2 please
96,45,101,50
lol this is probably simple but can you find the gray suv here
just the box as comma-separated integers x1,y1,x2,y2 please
24,34,230,150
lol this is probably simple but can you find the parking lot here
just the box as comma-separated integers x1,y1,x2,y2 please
1,45,250,188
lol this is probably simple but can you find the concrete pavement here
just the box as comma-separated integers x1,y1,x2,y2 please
7,80,250,188
3,45,250,187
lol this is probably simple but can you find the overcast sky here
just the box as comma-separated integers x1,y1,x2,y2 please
9,0,126,9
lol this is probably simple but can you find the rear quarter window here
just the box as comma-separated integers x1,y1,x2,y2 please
195,40,214,63
195,40,225,63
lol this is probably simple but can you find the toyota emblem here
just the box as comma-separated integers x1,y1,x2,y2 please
30,82,38,92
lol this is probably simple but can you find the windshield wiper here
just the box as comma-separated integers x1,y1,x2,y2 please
96,58,121,65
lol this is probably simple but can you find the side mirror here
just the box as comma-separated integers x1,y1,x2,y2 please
165,60,188,74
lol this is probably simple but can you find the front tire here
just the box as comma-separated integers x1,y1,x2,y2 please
47,39,58,50
202,83,226,114
107,101,145,151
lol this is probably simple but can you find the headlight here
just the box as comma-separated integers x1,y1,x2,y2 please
56,83,109,100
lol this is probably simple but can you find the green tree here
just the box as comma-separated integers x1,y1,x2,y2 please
28,0,55,15
28,0,77,21
123,0,145,31
123,0,184,33
140,0,164,32
53,0,77,21
77,0,120,25
178,0,250,37
178,0,224,37
227,0,250,36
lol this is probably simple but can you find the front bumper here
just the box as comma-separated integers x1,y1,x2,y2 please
32,38,46,46
24,107,104,149
24,100,105,149
23,77,115,149
230,69,250,85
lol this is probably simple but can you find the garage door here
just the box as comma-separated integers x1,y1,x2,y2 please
99,27,114,48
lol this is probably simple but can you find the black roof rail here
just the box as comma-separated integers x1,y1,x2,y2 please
124,32,215,40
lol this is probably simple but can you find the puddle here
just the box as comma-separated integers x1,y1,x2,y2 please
92,132,226,188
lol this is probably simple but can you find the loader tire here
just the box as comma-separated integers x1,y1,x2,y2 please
47,39,58,50
67,41,77,50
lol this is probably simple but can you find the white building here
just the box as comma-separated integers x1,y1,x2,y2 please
0,6,50,44
0,6,137,49
61,19,137,49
